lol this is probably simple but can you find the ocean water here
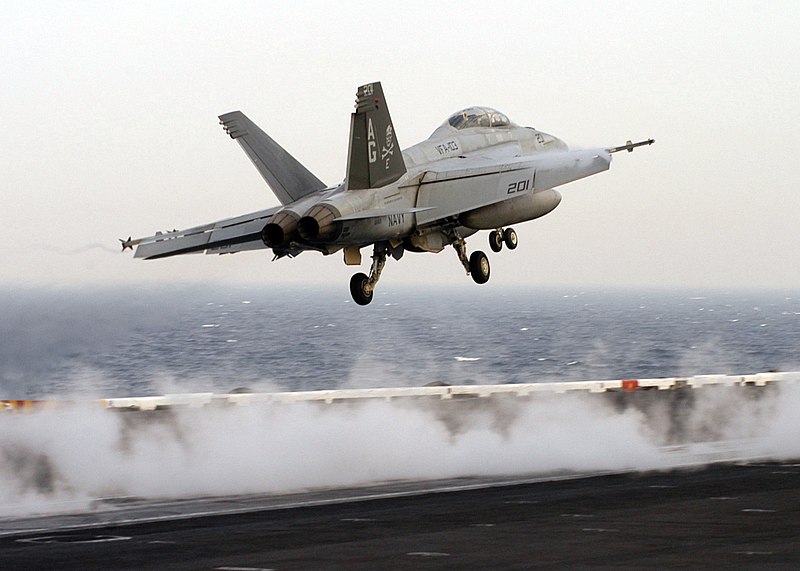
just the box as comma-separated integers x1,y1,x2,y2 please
1,285,798,399
2,284,800,514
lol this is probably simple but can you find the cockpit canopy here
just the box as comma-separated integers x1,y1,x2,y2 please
447,107,514,130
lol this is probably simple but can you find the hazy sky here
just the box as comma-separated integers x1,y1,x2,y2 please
3,1,798,290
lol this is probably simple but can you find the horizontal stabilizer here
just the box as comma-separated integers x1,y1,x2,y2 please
219,111,326,204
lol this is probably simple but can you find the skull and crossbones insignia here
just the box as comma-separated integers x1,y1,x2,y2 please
381,125,395,168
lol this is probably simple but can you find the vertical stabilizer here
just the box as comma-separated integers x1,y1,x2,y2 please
345,82,407,190
219,111,326,205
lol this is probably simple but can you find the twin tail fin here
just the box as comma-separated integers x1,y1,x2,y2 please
345,82,407,190
219,111,326,205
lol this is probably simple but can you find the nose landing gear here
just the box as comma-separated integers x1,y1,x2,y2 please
488,227,518,252
503,227,518,250
489,230,503,253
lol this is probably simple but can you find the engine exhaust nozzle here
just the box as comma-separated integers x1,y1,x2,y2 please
297,204,340,242
261,210,300,248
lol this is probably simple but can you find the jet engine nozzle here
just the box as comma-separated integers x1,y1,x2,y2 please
262,210,300,248
297,204,341,242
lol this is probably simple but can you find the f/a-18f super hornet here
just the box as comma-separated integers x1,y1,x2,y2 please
122,82,653,305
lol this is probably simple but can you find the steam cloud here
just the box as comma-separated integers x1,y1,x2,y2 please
2,382,798,517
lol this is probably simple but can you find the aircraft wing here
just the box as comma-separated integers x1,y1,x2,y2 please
126,206,280,260
414,148,614,226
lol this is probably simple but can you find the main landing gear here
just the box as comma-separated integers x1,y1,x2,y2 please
450,231,491,285
349,228,520,305
349,243,388,306
452,227,519,286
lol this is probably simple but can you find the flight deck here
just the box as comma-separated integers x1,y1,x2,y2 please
2,372,799,568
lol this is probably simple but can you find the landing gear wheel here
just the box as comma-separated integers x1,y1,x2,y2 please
349,272,373,305
469,251,490,284
489,230,503,253
503,227,518,250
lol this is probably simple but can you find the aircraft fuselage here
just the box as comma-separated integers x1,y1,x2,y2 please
126,83,653,305
293,120,570,253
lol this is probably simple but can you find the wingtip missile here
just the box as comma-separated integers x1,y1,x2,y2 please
119,236,141,252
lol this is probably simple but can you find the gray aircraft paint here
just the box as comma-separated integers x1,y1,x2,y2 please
127,82,652,303
345,82,407,191
218,111,326,205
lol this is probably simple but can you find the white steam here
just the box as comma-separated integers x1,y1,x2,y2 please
1,382,798,517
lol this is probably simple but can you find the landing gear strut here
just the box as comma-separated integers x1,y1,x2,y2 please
488,227,518,252
450,231,490,285
349,243,388,305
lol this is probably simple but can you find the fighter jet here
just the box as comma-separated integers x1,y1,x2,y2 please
124,82,653,305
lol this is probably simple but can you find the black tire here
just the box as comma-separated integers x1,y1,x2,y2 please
469,251,490,284
349,272,373,305
489,230,503,253
503,227,518,250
